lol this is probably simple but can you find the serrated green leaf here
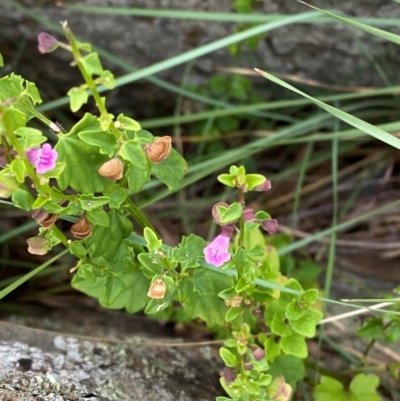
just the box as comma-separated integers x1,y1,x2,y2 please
0,74,24,102
269,355,304,391
56,114,115,193
81,52,103,76
356,318,384,340
103,275,124,305
2,107,26,134
314,376,347,401
264,337,280,361
137,253,164,278
151,148,187,191
16,127,46,148
78,264,96,282
24,81,42,105
349,374,382,401
120,141,148,168
279,334,307,358
68,87,89,112
290,309,322,337
78,130,118,157
108,187,128,209
173,234,206,270
98,70,116,89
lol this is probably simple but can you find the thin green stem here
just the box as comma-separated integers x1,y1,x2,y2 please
125,197,159,236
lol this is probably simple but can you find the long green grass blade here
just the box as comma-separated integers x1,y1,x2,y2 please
255,68,400,150
0,249,69,299
299,1,400,45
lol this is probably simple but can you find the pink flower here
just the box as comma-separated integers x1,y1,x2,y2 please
254,180,271,192
26,143,58,174
204,234,231,267
262,219,278,234
37,32,58,54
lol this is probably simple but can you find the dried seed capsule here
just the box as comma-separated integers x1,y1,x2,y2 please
27,236,49,255
71,216,92,239
32,208,58,229
147,279,166,299
144,136,172,163
98,157,123,180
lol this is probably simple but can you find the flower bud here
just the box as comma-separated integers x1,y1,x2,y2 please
71,216,92,239
211,202,229,224
147,279,166,299
98,158,124,180
242,206,255,222
37,32,59,54
27,236,49,255
261,218,278,234
268,376,292,401
244,362,253,371
220,368,235,385
254,180,271,192
144,136,171,163
252,347,265,361
32,208,58,229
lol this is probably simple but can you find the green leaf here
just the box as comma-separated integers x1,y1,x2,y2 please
245,173,266,190
264,337,280,361
218,173,236,187
15,127,46,148
219,347,238,368
384,320,400,343
279,334,308,358
2,107,26,134
349,374,383,401
151,148,187,191
79,194,110,211
81,52,103,76
182,268,231,328
97,70,116,89
9,158,26,183
143,227,161,251
256,69,400,150
24,81,41,105
86,208,110,227
0,53,3,67
116,114,141,131
356,318,385,340
0,170,19,197
0,74,24,102
126,164,150,194
69,241,87,259
138,253,163,278
173,234,206,270
220,202,243,223
78,264,96,282
56,114,115,193
11,188,32,211
254,211,271,220
314,376,347,401
289,309,322,337
67,86,89,112
269,355,305,390
40,162,66,179
120,141,148,168
103,275,124,305
86,209,132,262
225,306,242,321
108,187,128,209
78,130,118,157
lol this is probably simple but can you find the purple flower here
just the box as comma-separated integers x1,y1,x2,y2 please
204,233,231,267
37,32,58,54
26,143,58,174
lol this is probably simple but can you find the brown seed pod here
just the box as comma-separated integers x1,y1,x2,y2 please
144,136,172,163
27,236,49,255
98,157,124,180
71,216,92,239
147,279,166,299
32,208,58,229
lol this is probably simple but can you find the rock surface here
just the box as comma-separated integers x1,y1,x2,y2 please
0,300,222,401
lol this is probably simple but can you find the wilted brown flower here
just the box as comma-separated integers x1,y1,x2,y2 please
27,236,49,255
144,136,171,163
147,279,166,299
71,216,92,239
32,208,58,229
98,157,124,180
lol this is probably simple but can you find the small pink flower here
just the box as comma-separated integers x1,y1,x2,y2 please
37,32,58,54
262,218,278,234
243,206,255,222
26,143,58,174
204,233,231,267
